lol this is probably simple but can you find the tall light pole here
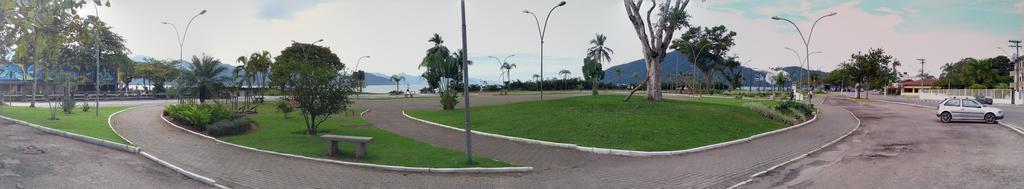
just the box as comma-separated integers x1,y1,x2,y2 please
772,12,837,103
354,56,370,72
488,55,515,91
784,47,821,87
93,3,103,117
523,1,567,101
162,10,207,103
460,0,473,164
1010,40,1021,104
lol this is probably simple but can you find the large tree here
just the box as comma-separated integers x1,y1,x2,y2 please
671,25,737,94
10,0,90,108
586,34,613,95
273,42,351,135
271,42,343,91
134,58,180,94
834,48,901,98
622,0,692,101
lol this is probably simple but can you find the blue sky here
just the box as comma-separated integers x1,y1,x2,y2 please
715,0,1023,35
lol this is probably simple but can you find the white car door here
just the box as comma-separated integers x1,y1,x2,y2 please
961,100,986,120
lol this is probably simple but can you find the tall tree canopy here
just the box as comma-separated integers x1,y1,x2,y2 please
271,42,343,90
830,48,900,98
671,25,737,93
934,56,1012,89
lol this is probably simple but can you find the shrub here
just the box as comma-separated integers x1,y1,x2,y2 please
276,101,294,119
388,90,404,95
81,101,91,112
812,89,826,94
743,102,799,125
164,103,239,131
777,100,813,116
207,117,253,137
61,96,76,114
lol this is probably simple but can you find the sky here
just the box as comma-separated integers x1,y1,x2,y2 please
87,0,1023,83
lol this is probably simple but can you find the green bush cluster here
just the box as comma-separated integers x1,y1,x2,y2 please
164,103,239,131
81,101,91,112
777,100,814,116
207,117,253,137
61,96,76,114
742,102,800,125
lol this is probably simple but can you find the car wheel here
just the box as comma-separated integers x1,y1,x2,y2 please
940,112,952,123
985,113,997,124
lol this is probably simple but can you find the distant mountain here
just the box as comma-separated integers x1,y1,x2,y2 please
602,51,826,87
365,72,492,86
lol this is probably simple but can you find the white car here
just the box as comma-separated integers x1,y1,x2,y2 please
936,98,1004,124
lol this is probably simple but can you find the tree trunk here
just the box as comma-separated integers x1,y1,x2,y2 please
591,78,599,95
624,77,649,101
645,57,663,101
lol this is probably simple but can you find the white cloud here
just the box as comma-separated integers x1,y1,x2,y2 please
1017,1,1024,14
876,7,898,15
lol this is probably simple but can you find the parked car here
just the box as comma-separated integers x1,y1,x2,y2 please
974,95,993,105
936,98,1004,123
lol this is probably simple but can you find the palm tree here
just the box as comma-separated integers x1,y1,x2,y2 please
500,62,517,94
586,34,614,95
558,69,571,90
390,74,405,92
180,54,229,103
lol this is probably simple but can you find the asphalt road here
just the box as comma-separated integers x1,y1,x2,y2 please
0,119,207,189
739,95,1024,189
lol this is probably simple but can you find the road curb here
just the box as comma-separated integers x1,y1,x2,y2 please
0,113,140,153
140,151,228,189
403,107,819,157
159,109,532,174
998,122,1024,136
727,105,863,189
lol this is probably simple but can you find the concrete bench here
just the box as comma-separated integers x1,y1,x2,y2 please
320,135,373,159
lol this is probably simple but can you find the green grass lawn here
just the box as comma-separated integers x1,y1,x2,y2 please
0,105,131,145
219,102,513,168
406,95,788,151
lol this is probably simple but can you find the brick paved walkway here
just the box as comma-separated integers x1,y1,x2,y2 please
0,119,207,189
110,94,858,188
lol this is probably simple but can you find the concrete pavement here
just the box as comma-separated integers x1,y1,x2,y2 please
0,119,207,189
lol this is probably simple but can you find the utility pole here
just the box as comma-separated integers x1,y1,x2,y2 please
1011,40,1021,105
917,58,925,97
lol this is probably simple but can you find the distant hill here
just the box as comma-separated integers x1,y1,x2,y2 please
602,51,826,87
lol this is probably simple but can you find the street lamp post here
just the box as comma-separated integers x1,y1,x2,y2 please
488,55,515,94
93,3,102,117
523,1,567,101
162,10,207,103
772,12,837,103
460,0,473,164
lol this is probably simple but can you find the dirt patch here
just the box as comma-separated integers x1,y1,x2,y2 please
19,145,44,155
877,143,914,153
